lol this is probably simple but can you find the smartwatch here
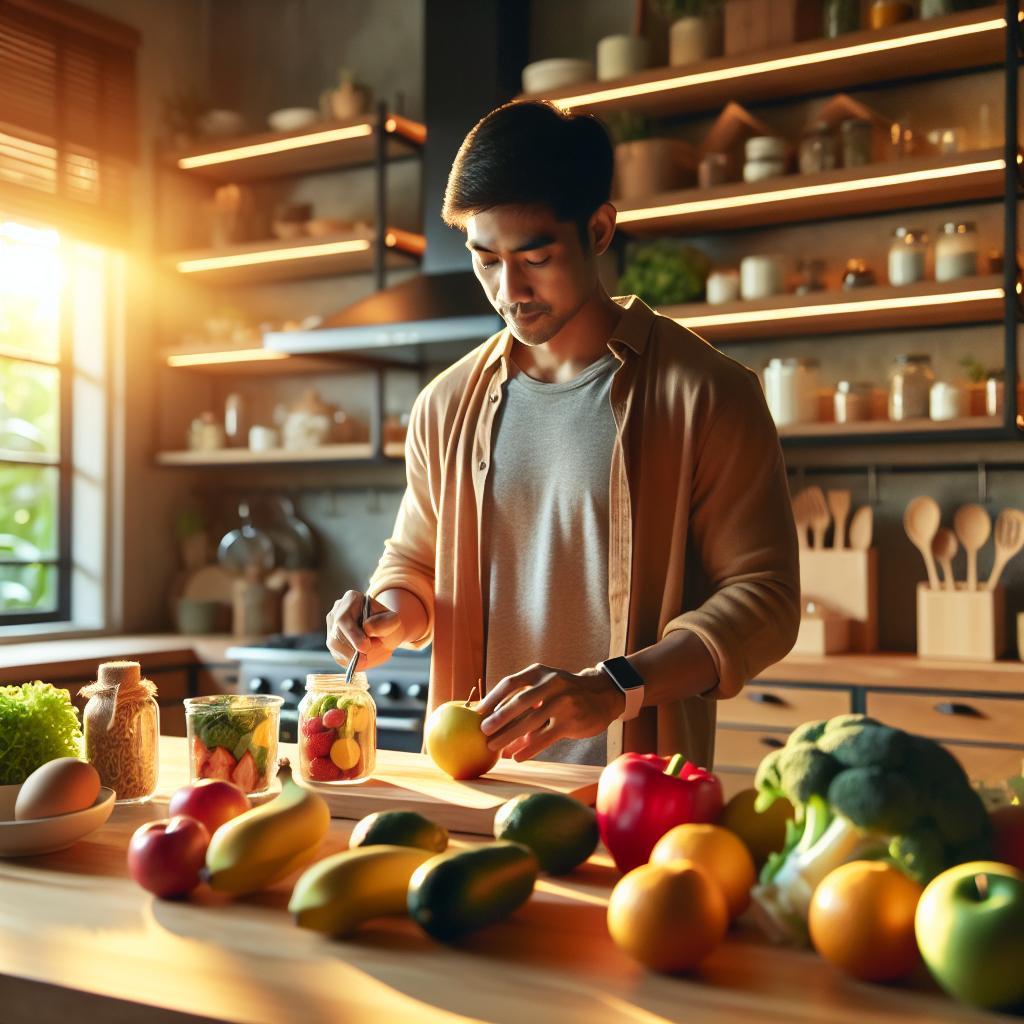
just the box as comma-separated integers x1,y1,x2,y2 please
598,656,645,722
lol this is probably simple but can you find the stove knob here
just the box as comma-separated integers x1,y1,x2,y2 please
248,677,271,694
378,681,400,699
407,683,427,701
281,678,301,695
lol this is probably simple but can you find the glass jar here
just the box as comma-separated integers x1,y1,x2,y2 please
763,357,821,427
799,122,837,175
842,258,876,289
929,380,965,421
840,118,873,168
888,354,935,421
82,661,160,805
298,673,377,784
920,0,954,16
184,694,283,796
935,222,979,282
834,381,875,423
888,227,928,286
795,258,826,295
824,0,860,36
869,0,913,28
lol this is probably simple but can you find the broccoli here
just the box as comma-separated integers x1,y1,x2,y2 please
749,714,992,945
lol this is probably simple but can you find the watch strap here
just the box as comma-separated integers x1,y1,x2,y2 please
599,656,645,722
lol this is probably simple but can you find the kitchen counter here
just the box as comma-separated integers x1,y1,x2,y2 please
0,737,1014,1024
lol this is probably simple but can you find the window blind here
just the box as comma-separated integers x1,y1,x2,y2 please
0,0,139,245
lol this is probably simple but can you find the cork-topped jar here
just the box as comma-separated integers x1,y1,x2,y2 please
82,661,160,804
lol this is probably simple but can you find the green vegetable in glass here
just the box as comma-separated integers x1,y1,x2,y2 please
0,681,83,784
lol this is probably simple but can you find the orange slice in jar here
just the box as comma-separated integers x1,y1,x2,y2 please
330,737,361,771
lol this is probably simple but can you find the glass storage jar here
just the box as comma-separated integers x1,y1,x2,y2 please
824,0,860,36
935,221,979,282
842,258,876,289
799,122,837,175
834,381,874,424
869,0,913,28
888,227,928,286
888,354,935,420
298,673,377,784
840,118,873,167
763,357,821,427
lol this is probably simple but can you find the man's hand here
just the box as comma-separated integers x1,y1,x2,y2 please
475,664,626,761
326,590,405,670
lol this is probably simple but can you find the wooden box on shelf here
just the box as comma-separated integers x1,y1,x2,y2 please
799,549,879,652
724,0,822,56
917,582,1007,662
793,612,851,655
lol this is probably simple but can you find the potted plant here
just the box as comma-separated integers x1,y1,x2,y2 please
652,0,724,66
618,240,711,307
607,113,696,201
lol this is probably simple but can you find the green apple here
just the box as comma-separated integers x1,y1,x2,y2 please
424,700,498,780
915,860,1024,1010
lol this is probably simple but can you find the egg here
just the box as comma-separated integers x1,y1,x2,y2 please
15,758,101,821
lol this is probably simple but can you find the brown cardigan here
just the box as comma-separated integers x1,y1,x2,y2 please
368,295,801,766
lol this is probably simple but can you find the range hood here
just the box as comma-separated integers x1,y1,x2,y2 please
265,1,528,363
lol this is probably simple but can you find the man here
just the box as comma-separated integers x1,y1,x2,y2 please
327,101,800,768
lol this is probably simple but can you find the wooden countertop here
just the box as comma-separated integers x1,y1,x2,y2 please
0,737,1013,1024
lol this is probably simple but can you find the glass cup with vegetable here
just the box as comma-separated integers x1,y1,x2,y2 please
184,694,282,796
298,673,377,785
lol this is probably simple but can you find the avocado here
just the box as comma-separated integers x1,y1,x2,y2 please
407,841,538,942
493,792,599,875
349,810,448,853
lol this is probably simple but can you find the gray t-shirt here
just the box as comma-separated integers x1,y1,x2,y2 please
481,351,618,766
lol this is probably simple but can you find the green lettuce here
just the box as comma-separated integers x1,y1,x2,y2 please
0,681,83,785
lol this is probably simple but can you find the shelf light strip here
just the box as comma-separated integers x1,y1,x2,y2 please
166,349,290,368
675,286,1005,330
176,238,372,273
177,123,374,170
618,158,1006,224
553,17,1004,109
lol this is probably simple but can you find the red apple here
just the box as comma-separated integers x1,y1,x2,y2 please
991,805,1024,872
168,779,251,837
128,816,210,898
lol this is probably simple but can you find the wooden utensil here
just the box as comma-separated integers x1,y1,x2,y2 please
791,489,812,549
931,527,958,593
903,496,941,590
954,503,992,592
827,489,851,549
805,486,831,550
986,508,1024,591
848,506,873,551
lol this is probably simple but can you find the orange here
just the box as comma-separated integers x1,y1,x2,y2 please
650,823,756,919
607,859,728,973
809,860,923,982
717,788,794,869
329,738,361,770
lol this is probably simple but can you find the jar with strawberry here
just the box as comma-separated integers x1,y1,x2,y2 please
298,673,376,784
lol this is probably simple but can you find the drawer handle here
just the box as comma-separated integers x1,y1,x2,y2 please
747,691,785,706
934,701,982,717
759,736,785,749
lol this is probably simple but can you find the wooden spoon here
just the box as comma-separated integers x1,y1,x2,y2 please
954,504,992,592
791,491,811,550
904,496,941,590
827,489,851,549
986,508,1024,591
805,486,831,550
848,506,873,551
931,527,959,593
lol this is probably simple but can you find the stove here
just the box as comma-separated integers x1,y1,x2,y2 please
226,634,430,752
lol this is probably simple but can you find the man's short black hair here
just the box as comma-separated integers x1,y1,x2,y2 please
442,101,613,240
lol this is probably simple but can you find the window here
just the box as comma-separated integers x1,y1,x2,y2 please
0,218,69,623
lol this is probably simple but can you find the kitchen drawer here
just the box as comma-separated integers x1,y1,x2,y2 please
866,691,1024,746
719,684,850,730
715,726,789,771
944,742,1024,783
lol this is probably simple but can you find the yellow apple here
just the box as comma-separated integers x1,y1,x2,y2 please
424,700,499,780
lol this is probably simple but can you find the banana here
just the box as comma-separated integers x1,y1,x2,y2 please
203,763,331,895
289,844,434,937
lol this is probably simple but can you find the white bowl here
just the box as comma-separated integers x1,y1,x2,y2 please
0,783,115,857
522,58,594,95
268,107,319,133
199,109,246,138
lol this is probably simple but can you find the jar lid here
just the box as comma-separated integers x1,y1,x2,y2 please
836,380,874,393
844,258,869,272
768,357,820,368
305,672,369,692
940,221,977,234
895,353,933,364
892,226,927,241
745,136,787,160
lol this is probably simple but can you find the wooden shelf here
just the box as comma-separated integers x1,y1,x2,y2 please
664,274,1006,342
531,7,1004,117
155,444,375,467
618,149,1008,235
779,415,1004,440
160,348,373,374
167,228,424,285
165,113,425,182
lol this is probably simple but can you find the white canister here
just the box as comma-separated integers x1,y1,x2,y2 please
248,425,280,452
929,380,964,421
763,358,821,427
706,269,740,305
596,34,648,81
740,254,786,300
669,13,722,66
743,159,787,183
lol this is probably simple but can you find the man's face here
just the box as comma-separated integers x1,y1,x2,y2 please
465,205,596,346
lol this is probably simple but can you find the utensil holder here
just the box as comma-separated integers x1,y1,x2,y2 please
799,548,878,652
793,614,851,655
917,583,1006,661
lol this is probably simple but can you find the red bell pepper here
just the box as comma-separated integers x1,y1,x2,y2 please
597,752,724,873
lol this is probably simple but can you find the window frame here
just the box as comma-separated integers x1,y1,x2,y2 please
0,273,73,626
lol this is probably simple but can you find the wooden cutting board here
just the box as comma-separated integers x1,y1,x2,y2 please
295,749,603,835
